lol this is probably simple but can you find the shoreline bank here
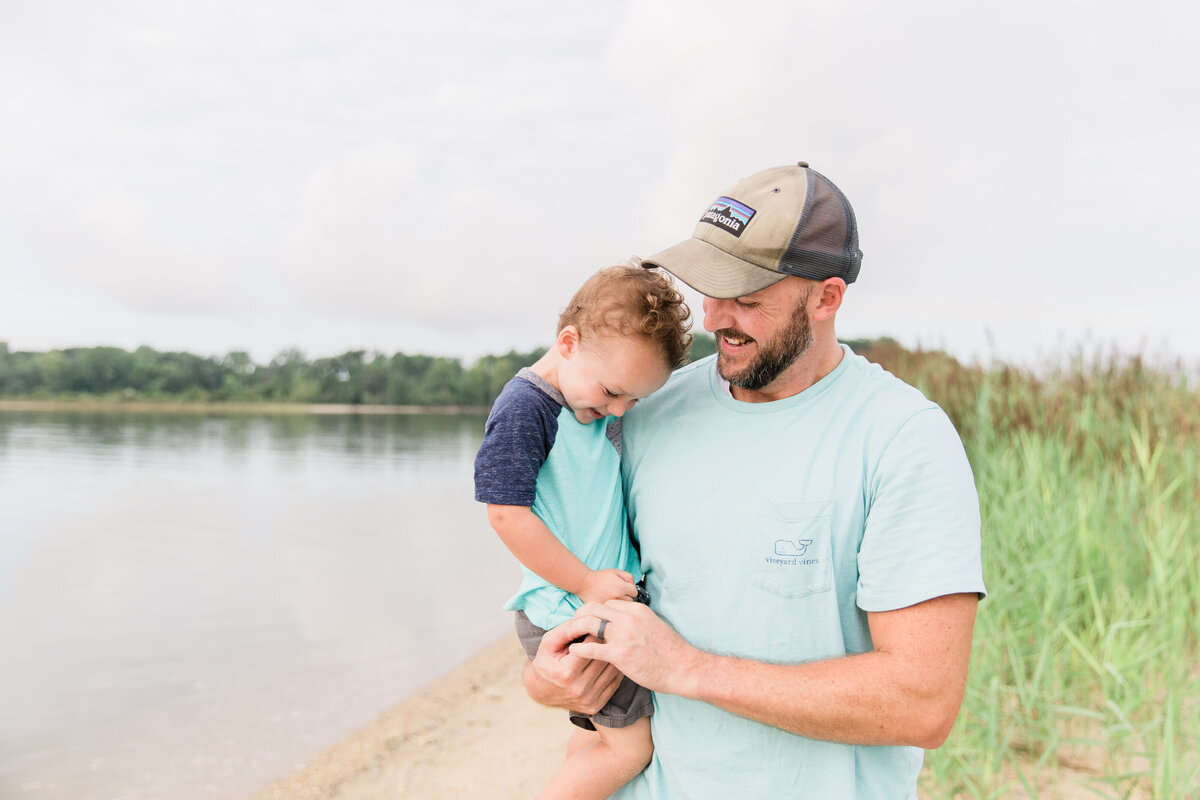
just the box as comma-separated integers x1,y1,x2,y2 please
248,636,568,800
0,399,491,415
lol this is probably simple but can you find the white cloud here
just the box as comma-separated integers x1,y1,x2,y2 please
1,0,1198,366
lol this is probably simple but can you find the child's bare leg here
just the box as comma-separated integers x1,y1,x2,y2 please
537,717,652,800
564,726,598,758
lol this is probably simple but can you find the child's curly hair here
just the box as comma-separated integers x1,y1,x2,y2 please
558,264,692,368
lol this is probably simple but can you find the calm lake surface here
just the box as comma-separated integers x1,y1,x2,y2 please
0,410,517,800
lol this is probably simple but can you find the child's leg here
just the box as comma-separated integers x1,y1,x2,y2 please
537,717,652,800
564,726,598,759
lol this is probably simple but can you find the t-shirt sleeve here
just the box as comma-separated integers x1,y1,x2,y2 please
856,407,986,612
606,416,622,455
473,381,560,507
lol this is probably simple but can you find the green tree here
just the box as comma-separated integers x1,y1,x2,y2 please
689,333,717,361
264,349,307,401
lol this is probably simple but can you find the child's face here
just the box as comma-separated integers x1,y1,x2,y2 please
556,330,671,425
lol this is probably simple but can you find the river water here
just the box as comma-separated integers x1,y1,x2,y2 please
0,410,516,800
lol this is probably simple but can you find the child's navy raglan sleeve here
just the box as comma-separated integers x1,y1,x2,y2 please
474,378,562,506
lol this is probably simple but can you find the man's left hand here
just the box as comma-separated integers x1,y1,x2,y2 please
568,600,702,696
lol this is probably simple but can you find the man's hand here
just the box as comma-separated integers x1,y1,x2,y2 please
567,600,703,696
524,614,624,715
577,568,637,605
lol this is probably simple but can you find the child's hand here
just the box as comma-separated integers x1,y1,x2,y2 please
579,569,637,604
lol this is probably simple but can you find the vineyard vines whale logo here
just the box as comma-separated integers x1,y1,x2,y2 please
765,537,819,567
775,538,813,557
699,196,756,237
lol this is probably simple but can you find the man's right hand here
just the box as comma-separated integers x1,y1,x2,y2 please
523,615,624,715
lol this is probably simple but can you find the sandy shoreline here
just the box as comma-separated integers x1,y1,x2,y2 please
248,635,568,800
244,636,1119,800
245,633,1132,800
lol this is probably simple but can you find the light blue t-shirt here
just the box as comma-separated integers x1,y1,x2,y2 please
474,369,639,631
614,347,986,800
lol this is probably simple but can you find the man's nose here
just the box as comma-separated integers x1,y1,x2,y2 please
702,296,732,332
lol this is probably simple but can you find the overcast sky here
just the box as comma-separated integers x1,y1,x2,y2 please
2,1,1197,368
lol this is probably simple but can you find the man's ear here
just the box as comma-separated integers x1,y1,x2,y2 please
811,279,845,322
556,325,581,358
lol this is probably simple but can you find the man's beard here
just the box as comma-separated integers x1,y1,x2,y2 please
715,299,813,392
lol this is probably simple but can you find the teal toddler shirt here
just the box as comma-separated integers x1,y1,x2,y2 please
474,369,639,631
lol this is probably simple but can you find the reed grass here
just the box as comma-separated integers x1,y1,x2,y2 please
860,344,1200,798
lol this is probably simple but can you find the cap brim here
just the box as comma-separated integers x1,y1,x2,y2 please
642,237,785,299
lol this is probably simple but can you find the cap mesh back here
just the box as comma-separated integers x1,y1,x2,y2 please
781,170,862,284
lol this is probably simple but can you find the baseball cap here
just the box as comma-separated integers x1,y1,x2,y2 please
642,162,863,299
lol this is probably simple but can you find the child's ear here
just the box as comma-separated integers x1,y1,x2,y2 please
556,326,580,358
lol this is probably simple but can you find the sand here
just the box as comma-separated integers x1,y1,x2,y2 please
248,636,567,800
247,637,1124,800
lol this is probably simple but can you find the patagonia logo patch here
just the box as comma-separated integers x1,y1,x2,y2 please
699,196,756,237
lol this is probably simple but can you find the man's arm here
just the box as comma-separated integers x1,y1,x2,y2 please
486,504,636,604
565,592,978,749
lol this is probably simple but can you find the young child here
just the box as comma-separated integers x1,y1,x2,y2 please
473,264,691,800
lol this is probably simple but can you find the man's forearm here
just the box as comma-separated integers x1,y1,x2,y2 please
680,647,959,749
571,592,978,750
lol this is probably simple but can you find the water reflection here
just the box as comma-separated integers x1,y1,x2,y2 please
0,410,486,457
0,410,513,800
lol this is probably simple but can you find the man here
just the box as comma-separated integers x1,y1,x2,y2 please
527,162,986,798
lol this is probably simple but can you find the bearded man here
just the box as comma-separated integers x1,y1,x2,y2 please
526,162,986,799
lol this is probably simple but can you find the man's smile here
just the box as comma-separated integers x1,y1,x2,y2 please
717,330,755,349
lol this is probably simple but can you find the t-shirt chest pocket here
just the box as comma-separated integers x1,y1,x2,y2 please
748,500,835,599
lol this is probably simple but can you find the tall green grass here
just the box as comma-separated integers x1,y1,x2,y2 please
861,344,1200,798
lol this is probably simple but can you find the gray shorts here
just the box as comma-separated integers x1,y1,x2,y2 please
515,610,654,731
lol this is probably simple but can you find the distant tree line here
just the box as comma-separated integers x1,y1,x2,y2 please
0,335,898,406
0,341,540,406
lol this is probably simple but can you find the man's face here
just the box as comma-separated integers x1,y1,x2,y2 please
702,278,813,393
